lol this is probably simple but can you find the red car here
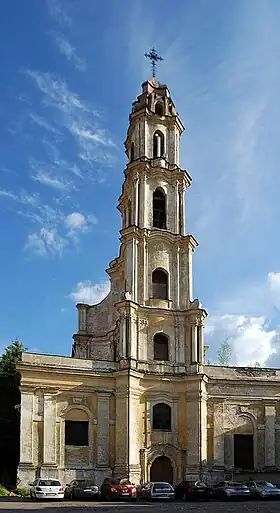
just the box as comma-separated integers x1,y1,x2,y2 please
100,478,137,501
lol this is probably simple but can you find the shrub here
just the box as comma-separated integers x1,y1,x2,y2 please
15,488,29,497
0,487,9,497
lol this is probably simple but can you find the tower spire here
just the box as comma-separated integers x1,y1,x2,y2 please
144,47,163,77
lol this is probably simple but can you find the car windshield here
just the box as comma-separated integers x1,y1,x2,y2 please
154,483,172,490
226,482,243,487
256,481,274,487
111,479,131,485
78,481,96,487
38,480,60,486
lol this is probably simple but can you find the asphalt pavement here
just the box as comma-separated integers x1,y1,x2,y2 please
1,499,280,513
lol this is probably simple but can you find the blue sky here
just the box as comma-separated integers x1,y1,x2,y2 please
1,0,280,366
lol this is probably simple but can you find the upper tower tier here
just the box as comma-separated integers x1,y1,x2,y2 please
125,77,184,167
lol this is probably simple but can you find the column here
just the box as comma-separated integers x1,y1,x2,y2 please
133,239,138,303
197,325,204,363
77,304,87,332
191,325,198,363
156,134,161,157
20,391,34,464
133,178,139,226
97,393,110,467
174,181,179,233
265,404,276,467
43,393,57,465
213,402,225,468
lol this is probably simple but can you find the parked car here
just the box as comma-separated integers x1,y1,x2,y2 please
64,480,99,500
213,481,250,500
140,482,175,500
100,478,137,501
245,481,280,500
29,479,64,501
175,480,212,501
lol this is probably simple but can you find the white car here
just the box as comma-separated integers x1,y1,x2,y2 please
30,478,64,500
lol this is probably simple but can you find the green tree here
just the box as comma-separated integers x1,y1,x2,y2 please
0,340,26,487
0,340,26,381
217,338,232,366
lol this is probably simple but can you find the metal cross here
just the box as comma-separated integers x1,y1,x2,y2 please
145,47,163,77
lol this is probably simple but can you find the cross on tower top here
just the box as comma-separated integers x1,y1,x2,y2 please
145,47,163,77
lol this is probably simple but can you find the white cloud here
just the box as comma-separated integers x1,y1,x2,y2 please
65,212,87,230
69,280,110,305
51,32,86,71
24,228,67,257
32,170,72,191
29,113,59,134
26,70,118,169
206,271,280,366
206,314,277,367
46,0,72,27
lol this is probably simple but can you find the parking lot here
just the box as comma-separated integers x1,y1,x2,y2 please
2,499,280,513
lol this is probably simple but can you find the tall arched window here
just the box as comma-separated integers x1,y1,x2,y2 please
152,269,168,299
154,333,169,361
155,101,164,116
153,188,166,229
130,142,135,162
153,131,164,158
152,403,171,430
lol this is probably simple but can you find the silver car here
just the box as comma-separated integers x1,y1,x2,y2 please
246,481,280,500
141,482,175,500
214,481,250,500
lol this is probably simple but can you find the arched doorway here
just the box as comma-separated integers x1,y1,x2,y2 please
150,456,173,484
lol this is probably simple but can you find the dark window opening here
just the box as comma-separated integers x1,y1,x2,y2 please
234,434,254,469
155,102,164,116
153,189,166,229
152,269,168,299
154,333,169,361
127,200,131,226
152,403,171,430
65,420,89,446
153,131,164,158
130,142,135,162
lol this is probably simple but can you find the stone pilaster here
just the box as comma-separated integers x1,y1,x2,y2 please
185,378,208,479
96,393,110,467
264,404,276,467
213,402,225,469
42,393,57,472
18,391,35,486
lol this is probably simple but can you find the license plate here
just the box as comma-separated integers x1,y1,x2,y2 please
46,493,56,496
122,492,129,495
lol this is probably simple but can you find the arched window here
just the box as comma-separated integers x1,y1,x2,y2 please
65,408,89,446
153,188,166,229
152,403,171,430
155,101,164,116
154,333,169,361
152,269,168,299
153,131,164,158
130,142,135,162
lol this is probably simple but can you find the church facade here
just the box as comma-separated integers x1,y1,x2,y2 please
18,77,280,488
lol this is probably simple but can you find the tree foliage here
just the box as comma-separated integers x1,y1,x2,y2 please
0,340,26,383
217,338,232,366
0,340,26,487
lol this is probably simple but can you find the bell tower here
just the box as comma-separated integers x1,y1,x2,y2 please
106,72,207,368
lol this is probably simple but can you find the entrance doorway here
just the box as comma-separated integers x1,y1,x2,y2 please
150,456,173,484
234,434,254,470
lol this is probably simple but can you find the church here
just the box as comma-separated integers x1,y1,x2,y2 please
18,64,280,487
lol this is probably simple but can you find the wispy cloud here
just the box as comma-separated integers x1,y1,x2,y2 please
29,112,59,134
31,169,72,191
46,0,72,27
25,228,67,257
50,31,86,71
25,70,118,169
69,280,110,305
